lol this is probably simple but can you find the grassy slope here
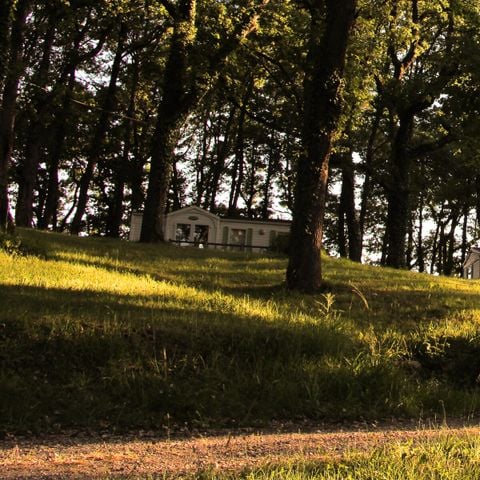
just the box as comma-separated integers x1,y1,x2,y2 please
2,228,480,433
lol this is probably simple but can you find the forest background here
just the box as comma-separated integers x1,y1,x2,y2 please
1,0,480,280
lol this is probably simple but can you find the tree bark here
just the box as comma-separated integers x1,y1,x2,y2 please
406,211,414,269
460,203,469,270
105,61,139,238
228,91,248,217
260,131,279,220
359,108,381,237
15,19,55,227
207,105,236,212
338,193,347,258
0,0,14,92
444,207,459,276
286,0,356,292
38,68,75,230
384,112,413,268
340,150,362,262
0,0,29,232
141,0,199,241
129,103,154,213
430,212,442,275
416,191,425,272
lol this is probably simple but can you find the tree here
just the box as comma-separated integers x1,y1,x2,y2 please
376,0,459,268
69,21,128,234
140,0,271,242
0,0,30,232
15,5,57,227
286,0,357,292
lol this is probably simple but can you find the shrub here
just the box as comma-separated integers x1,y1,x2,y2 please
0,232,23,256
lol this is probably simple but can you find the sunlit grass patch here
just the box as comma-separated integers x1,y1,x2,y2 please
2,229,480,432
190,434,480,479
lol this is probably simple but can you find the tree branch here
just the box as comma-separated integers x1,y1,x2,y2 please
159,0,177,18
409,131,456,159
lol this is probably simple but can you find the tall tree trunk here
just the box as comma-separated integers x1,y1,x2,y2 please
228,103,246,217
430,211,442,275
340,150,362,262
244,148,257,219
105,61,139,238
406,211,414,269
475,174,480,239
338,194,347,258
129,104,153,213
169,161,183,211
141,0,199,241
0,0,14,92
207,105,236,212
444,208,459,276
380,226,388,266
460,203,469,270
15,20,55,227
438,223,446,275
39,23,107,230
260,132,279,220
286,0,356,292
385,113,413,268
105,132,130,238
228,79,251,217
417,191,425,273
194,117,209,206
38,67,75,230
70,23,127,235
280,131,295,213
0,0,29,231
360,108,381,238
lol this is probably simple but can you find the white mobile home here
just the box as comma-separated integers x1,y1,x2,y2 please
463,247,480,279
129,206,290,251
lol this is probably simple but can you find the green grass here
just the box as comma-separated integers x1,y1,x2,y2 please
2,228,480,433
181,434,480,479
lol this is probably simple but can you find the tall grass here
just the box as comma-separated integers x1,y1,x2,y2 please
2,229,480,432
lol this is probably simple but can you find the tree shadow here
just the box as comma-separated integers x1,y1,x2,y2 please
1,283,361,433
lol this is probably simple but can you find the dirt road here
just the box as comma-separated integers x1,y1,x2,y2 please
2,423,479,479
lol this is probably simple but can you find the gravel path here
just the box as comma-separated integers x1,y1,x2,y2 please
2,423,480,479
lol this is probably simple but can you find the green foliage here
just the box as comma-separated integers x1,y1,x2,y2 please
2,229,480,433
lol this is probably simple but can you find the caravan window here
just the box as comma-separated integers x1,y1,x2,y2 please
194,225,209,247
175,224,191,243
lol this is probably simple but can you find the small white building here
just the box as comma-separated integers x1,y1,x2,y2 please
129,206,290,252
463,247,480,279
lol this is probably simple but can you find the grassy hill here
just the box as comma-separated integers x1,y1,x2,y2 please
2,228,480,433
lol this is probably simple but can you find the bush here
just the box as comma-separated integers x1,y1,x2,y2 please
0,232,23,256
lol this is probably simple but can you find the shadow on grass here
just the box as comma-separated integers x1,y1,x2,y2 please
1,283,367,433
